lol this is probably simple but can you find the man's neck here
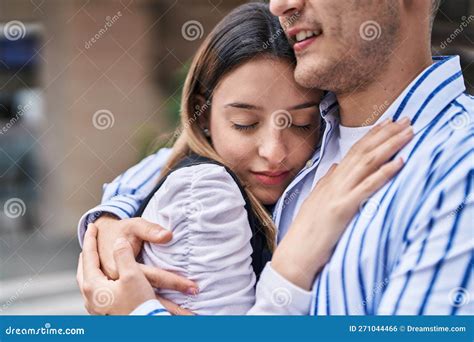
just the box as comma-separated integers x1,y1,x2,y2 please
337,48,433,127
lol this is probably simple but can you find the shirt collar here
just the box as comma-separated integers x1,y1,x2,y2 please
318,55,466,134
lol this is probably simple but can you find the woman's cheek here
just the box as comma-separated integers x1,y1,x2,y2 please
290,134,317,168
213,132,253,167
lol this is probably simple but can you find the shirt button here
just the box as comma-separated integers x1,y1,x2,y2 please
306,160,313,168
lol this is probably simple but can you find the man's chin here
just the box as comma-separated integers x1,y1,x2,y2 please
294,59,320,89
294,54,335,90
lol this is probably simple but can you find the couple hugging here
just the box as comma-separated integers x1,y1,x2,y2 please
76,0,473,316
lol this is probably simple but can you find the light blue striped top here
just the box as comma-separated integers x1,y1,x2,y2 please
78,55,473,315
272,55,473,315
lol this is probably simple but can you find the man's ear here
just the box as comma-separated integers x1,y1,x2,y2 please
195,94,209,129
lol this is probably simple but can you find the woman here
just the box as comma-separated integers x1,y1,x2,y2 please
78,2,412,315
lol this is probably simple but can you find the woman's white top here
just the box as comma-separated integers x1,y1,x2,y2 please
139,163,313,315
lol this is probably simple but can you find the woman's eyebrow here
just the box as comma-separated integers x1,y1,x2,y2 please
223,101,319,111
224,102,262,110
288,101,319,110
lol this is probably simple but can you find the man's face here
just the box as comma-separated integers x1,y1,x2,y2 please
270,0,402,93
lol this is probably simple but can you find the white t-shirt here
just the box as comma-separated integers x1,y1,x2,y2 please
311,123,374,189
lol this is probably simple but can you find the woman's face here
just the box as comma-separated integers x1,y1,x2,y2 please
208,57,322,205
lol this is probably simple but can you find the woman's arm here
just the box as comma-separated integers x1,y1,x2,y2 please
80,163,257,315
140,163,257,315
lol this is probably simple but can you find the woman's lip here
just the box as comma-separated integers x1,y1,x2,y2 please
251,171,291,186
293,36,318,53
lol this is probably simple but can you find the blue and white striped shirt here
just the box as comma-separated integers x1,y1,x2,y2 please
273,55,473,315
78,55,473,315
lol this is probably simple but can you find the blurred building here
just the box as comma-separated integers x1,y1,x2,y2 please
0,0,242,238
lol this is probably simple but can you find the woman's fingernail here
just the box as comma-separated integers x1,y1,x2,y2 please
186,287,199,296
379,118,391,126
153,230,169,239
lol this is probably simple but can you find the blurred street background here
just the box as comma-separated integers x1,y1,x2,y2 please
0,0,473,315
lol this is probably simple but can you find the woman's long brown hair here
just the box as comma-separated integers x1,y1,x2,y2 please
159,2,297,251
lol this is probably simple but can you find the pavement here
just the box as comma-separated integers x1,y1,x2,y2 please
0,225,87,315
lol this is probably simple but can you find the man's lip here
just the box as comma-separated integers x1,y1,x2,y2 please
286,27,315,37
293,36,318,53
286,26,322,39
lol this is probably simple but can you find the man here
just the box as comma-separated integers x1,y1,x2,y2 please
77,0,473,315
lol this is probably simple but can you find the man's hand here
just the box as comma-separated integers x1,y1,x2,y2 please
78,224,156,315
272,119,413,290
94,214,171,279
79,216,199,296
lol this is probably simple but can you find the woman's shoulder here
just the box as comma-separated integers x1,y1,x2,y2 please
142,161,252,242
165,163,242,195
144,163,247,221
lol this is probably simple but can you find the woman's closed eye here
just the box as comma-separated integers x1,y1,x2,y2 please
292,124,313,131
232,122,258,131
232,122,314,132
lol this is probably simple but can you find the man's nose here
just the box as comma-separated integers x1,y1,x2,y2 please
269,0,304,17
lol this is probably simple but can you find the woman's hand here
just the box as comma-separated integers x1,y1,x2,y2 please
272,118,414,290
77,223,156,315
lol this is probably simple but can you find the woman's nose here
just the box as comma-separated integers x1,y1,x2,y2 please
258,131,288,166
269,0,304,17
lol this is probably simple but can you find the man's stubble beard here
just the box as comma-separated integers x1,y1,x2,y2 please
294,5,401,95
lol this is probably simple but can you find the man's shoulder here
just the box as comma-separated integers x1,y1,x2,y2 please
420,94,473,158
